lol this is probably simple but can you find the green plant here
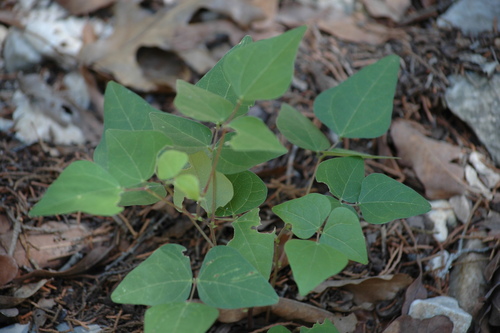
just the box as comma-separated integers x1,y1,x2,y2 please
29,26,430,332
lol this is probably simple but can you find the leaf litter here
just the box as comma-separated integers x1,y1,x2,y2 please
1,0,500,332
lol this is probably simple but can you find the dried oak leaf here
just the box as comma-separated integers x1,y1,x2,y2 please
362,0,412,23
391,119,468,200
79,0,265,92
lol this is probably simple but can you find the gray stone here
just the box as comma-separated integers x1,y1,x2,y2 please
409,296,472,333
445,73,500,166
437,0,500,35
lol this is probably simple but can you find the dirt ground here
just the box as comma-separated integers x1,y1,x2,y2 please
1,0,500,332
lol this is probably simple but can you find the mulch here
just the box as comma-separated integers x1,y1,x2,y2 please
1,2,500,332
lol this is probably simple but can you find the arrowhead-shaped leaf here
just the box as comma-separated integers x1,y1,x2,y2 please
175,80,234,123
277,103,330,151
316,157,364,203
29,161,122,216
105,129,171,187
197,246,278,309
314,55,400,138
145,302,218,333
216,132,284,174
228,116,287,154
111,244,192,306
359,173,431,224
272,193,331,239
157,150,189,180
227,209,275,279
223,26,306,101
285,240,348,296
320,207,367,264
95,82,162,168
150,112,212,153
216,171,267,216
174,151,233,213
197,35,253,117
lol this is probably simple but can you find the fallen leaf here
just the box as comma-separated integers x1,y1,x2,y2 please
0,220,112,269
382,314,454,333
402,273,427,315
391,119,468,199
313,274,413,306
362,0,412,23
318,12,408,45
0,280,47,309
0,255,17,286
15,245,114,282
79,0,267,92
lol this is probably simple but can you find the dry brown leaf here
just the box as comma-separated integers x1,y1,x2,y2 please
217,297,355,328
55,0,117,15
402,273,427,315
0,279,47,309
0,254,17,286
362,0,412,23
391,119,468,199
79,0,266,92
382,315,454,333
0,220,112,269
318,12,408,45
15,245,114,282
313,274,413,306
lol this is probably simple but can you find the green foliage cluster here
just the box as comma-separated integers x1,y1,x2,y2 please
30,26,430,332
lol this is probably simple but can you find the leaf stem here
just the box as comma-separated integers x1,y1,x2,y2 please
269,224,291,289
305,153,325,195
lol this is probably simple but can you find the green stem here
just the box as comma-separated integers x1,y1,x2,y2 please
269,224,290,289
305,153,325,195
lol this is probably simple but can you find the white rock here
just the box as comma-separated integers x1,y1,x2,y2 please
426,250,450,272
437,0,500,35
409,296,472,333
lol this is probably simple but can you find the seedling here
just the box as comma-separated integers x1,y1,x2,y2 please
30,26,430,332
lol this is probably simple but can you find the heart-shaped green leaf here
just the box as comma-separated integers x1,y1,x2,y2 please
197,35,253,117
277,103,330,151
316,157,364,203
216,171,267,216
105,129,171,187
150,112,212,153
359,173,431,224
227,209,275,279
174,151,233,213
223,26,306,101
157,150,189,180
314,55,400,138
216,133,284,174
228,116,287,154
175,80,234,123
320,207,367,264
285,240,348,296
272,193,331,239
174,174,200,201
145,302,218,333
197,246,278,309
94,82,162,168
29,161,122,216
111,244,192,306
